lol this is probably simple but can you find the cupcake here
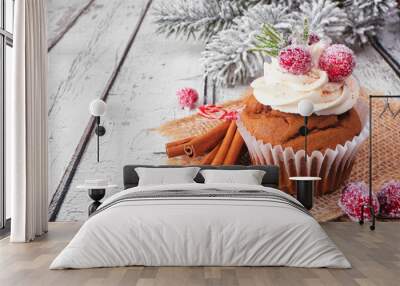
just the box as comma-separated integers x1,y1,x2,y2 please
237,27,369,195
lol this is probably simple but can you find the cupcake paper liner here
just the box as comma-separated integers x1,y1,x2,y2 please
237,98,369,195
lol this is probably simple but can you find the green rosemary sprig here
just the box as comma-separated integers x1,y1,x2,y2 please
303,18,309,43
251,24,285,57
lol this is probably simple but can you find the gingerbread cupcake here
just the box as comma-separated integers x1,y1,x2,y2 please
237,26,369,195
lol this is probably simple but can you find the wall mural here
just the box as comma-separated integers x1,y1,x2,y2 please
47,0,400,222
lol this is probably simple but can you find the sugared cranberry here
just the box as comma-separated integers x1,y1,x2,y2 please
319,44,356,82
278,45,312,75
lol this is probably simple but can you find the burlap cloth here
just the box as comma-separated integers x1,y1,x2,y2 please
157,96,400,221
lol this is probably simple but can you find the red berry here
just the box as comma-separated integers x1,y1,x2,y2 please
278,45,312,75
377,181,400,218
308,33,320,45
318,44,356,82
339,182,379,222
176,87,198,109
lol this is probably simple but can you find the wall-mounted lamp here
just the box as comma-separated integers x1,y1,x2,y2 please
89,99,107,162
290,99,320,211
298,99,314,164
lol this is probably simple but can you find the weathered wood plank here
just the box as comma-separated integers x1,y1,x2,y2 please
47,0,95,50
376,17,400,65
48,0,150,204
353,45,400,94
203,77,248,105
48,0,153,221
370,37,400,79
56,0,206,221
373,17,400,78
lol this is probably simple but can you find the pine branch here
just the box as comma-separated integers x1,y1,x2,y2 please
201,3,293,87
342,0,398,48
152,0,257,40
202,29,264,87
154,0,399,87
295,0,349,40
202,0,351,87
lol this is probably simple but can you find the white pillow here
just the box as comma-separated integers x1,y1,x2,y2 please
200,169,266,185
135,167,200,186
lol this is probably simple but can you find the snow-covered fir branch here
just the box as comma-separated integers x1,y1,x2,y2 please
201,0,349,86
342,0,398,48
295,0,349,40
201,3,294,87
153,0,399,86
152,0,250,40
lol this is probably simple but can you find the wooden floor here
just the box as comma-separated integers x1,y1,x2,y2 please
0,223,399,286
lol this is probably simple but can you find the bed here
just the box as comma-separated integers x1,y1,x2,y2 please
50,165,350,269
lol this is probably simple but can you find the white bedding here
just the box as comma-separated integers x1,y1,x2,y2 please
50,183,351,269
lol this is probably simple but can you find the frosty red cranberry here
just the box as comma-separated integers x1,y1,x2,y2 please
338,182,379,222
278,45,312,75
377,181,400,218
319,44,356,82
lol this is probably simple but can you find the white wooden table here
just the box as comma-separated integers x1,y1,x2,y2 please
47,0,400,221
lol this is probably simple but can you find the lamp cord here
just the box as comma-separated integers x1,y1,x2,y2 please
97,117,100,163
304,116,308,168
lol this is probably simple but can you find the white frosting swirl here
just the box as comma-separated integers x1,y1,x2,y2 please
251,42,360,116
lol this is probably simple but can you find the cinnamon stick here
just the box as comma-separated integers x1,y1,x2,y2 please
223,129,244,165
184,121,230,157
211,121,237,165
165,136,194,158
200,142,222,165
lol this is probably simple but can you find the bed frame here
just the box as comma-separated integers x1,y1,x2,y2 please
123,165,280,189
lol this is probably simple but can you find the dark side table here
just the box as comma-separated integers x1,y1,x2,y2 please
77,183,117,216
289,177,321,210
